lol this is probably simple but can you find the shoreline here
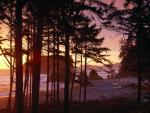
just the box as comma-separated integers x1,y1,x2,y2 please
0,78,142,110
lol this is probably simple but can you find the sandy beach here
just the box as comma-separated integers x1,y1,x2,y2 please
0,78,140,110
70,78,138,101
0,78,136,108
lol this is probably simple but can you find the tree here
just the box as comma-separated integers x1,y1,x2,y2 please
0,0,116,113
31,0,47,113
110,0,150,103
15,0,28,113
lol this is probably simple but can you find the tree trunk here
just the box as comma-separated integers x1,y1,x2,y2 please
79,53,82,102
52,34,56,103
137,29,142,103
24,22,30,110
32,3,44,113
84,49,87,102
56,35,60,106
15,1,24,113
70,45,77,103
64,34,70,113
7,1,13,109
46,24,50,107
137,0,143,103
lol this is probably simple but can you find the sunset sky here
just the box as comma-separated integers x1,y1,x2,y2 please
0,23,9,69
0,0,124,69
0,27,122,69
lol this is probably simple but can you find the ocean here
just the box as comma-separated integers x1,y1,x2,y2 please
0,69,108,97
0,70,142,102
0,70,64,97
0,70,10,97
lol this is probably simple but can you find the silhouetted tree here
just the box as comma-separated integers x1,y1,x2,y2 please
110,0,150,103
30,1,48,113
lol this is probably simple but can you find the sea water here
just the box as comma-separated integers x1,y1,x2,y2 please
0,69,107,97
0,70,64,97
0,70,10,97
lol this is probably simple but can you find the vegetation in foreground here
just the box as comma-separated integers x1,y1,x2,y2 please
1,98,150,113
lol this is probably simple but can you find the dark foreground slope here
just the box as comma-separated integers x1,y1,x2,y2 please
1,98,150,113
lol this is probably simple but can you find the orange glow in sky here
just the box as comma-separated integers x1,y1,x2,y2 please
0,0,123,69
0,24,10,69
0,26,121,69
